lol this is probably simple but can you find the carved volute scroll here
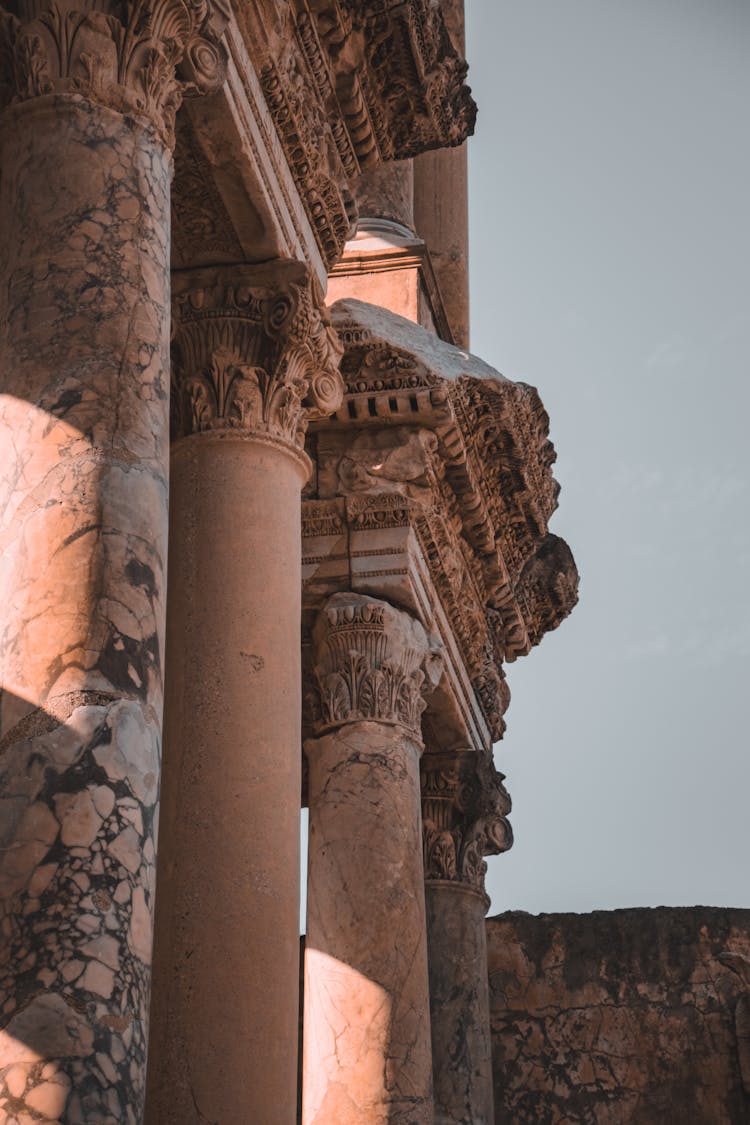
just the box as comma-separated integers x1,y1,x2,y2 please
0,0,230,146
310,591,442,737
171,260,344,447
421,750,513,896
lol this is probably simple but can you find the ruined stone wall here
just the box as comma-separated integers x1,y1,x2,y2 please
487,906,750,1124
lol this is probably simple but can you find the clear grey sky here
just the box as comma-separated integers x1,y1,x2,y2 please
468,1,750,914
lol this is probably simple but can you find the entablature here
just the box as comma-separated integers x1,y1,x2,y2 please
171,0,476,278
301,299,579,755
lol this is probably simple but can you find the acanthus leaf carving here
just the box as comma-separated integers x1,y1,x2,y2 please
421,750,513,894
0,0,229,146
311,592,442,737
171,261,344,447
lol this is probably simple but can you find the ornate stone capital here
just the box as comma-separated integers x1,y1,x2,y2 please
309,592,442,737
171,261,344,448
0,0,229,146
421,751,512,895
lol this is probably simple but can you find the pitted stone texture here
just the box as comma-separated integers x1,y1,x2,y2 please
0,95,171,1120
303,719,434,1125
426,883,493,1125
0,702,159,1124
487,906,750,1125
0,99,170,719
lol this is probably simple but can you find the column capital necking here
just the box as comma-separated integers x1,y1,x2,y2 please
309,592,443,739
0,0,229,146
170,260,344,450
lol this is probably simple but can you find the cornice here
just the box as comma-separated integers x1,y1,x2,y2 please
321,299,579,661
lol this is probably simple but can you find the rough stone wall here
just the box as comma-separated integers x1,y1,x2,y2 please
487,906,750,1124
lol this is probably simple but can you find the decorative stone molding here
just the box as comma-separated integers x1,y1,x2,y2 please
0,0,229,146
310,591,442,736
319,301,578,733
421,750,513,894
303,0,477,162
171,261,344,447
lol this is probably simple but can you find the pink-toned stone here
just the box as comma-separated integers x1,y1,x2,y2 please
147,263,342,1125
303,593,441,1125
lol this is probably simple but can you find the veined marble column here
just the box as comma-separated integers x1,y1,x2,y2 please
145,262,342,1125
303,593,442,1125
0,4,225,1122
421,752,513,1125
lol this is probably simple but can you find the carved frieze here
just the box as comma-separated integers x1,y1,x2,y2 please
306,311,578,739
242,0,475,268
421,751,513,894
304,0,476,161
0,0,229,146
310,592,442,737
171,260,343,447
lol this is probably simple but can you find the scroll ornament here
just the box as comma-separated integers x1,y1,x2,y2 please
0,0,230,146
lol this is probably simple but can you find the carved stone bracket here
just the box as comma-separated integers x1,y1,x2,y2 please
0,0,230,146
171,260,344,447
309,591,442,736
421,750,512,895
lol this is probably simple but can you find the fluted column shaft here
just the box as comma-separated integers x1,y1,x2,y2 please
0,3,225,1120
303,593,442,1125
421,752,512,1125
145,262,342,1125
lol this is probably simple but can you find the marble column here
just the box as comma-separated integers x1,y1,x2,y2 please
303,593,442,1125
145,262,342,1125
0,3,225,1122
421,751,513,1125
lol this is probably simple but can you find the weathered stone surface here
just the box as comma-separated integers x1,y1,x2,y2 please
303,593,441,1125
487,906,750,1125
0,32,185,1106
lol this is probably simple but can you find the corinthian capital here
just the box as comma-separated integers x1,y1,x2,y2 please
0,0,229,145
421,751,513,894
171,261,344,447
310,592,442,737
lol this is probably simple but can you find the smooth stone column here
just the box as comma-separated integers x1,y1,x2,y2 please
414,0,470,348
0,5,225,1121
146,262,343,1125
421,751,513,1125
303,593,442,1125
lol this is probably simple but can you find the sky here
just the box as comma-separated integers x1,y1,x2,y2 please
467,1,750,915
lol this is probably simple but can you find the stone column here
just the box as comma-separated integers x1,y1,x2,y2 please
0,4,225,1122
145,262,342,1125
421,752,513,1125
303,593,442,1125
413,0,470,347
356,160,416,235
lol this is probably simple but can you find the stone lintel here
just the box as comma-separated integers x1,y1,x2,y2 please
169,0,476,275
